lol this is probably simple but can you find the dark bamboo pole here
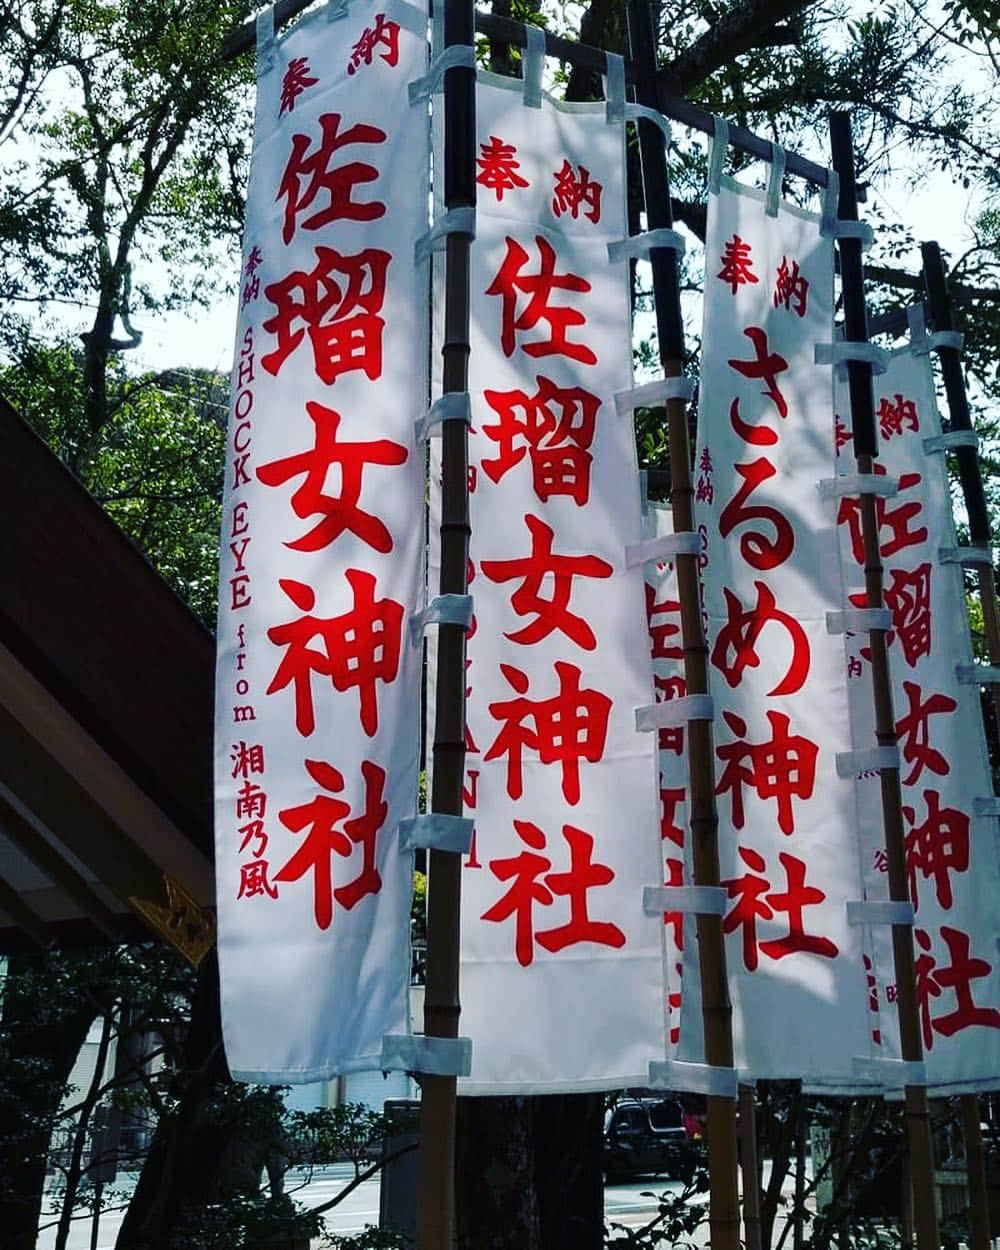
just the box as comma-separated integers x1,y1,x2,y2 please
921,241,995,1250
626,7,740,1250
415,4,475,1249
739,1083,763,1250
829,111,941,1250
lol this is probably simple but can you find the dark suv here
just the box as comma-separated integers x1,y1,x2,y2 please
603,1096,688,1181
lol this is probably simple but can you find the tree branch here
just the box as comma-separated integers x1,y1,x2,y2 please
661,0,813,95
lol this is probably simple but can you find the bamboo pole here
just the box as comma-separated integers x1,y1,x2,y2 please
740,1084,763,1250
415,3,476,1248
626,7,741,1250
921,241,996,1250
829,111,940,1250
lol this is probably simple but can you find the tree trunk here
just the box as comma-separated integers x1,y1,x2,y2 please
0,953,101,1250
455,1093,605,1250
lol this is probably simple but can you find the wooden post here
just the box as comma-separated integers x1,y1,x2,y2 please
740,1084,763,1250
416,3,476,1248
626,7,741,1250
921,240,996,1250
828,111,940,1250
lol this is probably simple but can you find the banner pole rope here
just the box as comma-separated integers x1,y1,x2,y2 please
415,1,476,1248
829,110,941,1250
921,240,995,1250
626,6,741,1250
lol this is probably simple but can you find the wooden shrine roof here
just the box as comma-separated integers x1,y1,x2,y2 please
0,393,215,960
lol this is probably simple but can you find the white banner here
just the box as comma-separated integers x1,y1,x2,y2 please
213,1,428,1082
686,177,872,1081
432,73,664,1093
641,500,691,1058
835,345,1000,1093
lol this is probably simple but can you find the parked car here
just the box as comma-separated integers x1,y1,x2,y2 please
603,1096,688,1181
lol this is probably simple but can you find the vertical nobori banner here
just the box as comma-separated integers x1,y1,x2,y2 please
214,0,428,1082
687,173,872,1080
836,340,1000,1093
433,69,664,1092
642,502,692,1059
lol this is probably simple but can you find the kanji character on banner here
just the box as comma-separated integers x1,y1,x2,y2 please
903,789,969,910
476,136,529,201
257,400,407,553
486,235,597,364
279,58,318,115
551,161,602,223
884,562,933,667
482,820,626,967
772,256,809,316
480,513,612,649
878,392,919,440
231,740,265,779
895,681,956,785
278,113,387,244
716,709,818,836
242,246,264,307
238,859,279,901
915,927,1000,1049
347,12,401,75
723,847,838,971
266,571,403,737
717,234,758,294
275,759,387,930
484,661,611,804
481,376,599,505
838,468,927,566
262,246,390,384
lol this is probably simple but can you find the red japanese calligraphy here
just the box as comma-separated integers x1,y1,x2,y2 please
279,57,318,116
877,393,919,440
884,563,933,667
266,571,403,737
278,114,386,245
476,136,529,201
484,661,611,804
728,327,789,418
242,246,263,308
915,926,1000,1048
729,397,779,447
903,789,970,910
274,759,386,930
552,161,602,223
238,859,279,900
835,416,853,455
645,582,683,664
695,447,714,504
838,468,927,566
481,376,599,505
773,256,809,317
257,400,407,553
719,458,795,570
486,235,596,364
895,681,957,785
664,856,685,952
716,710,818,836
481,514,612,650
238,819,267,858
711,581,810,696
660,786,686,848
231,740,265,779
347,13,401,75
717,235,758,294
262,246,390,384
723,847,838,971
236,779,266,821
481,820,626,967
